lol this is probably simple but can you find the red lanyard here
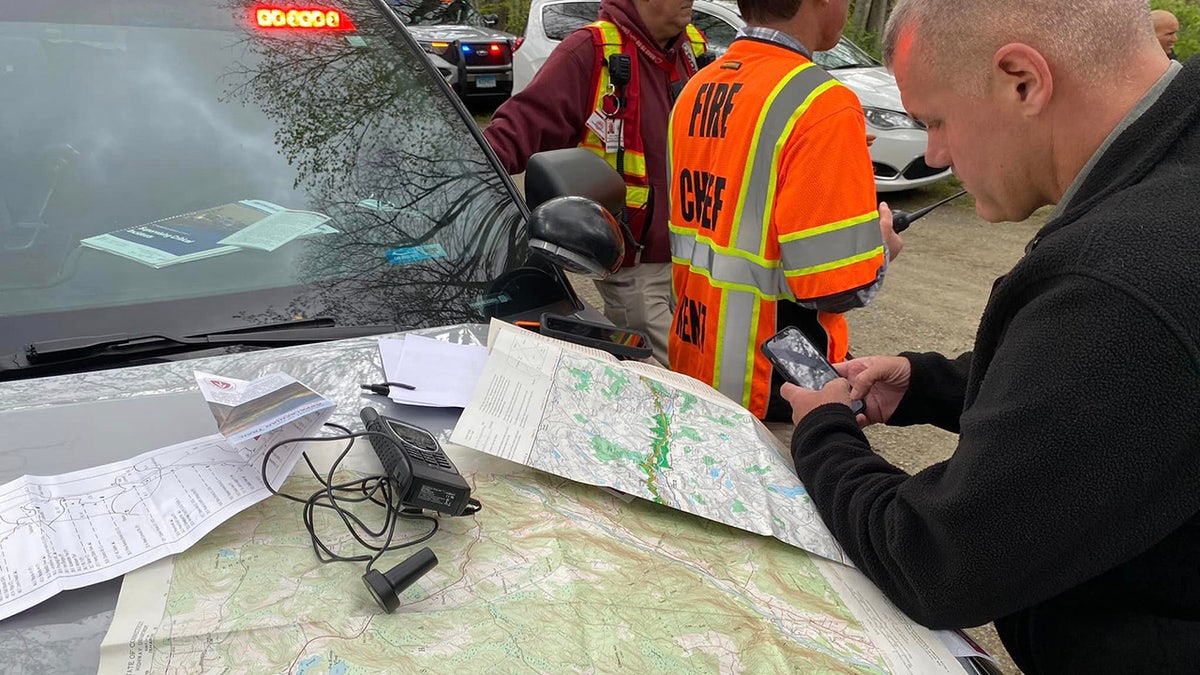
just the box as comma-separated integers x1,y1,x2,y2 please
621,27,680,81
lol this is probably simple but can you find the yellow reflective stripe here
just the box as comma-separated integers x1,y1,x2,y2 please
709,289,759,408
591,20,621,44
669,223,779,269
583,145,648,178
712,291,730,392
685,24,706,57
783,247,885,278
778,210,879,242
740,298,762,408
580,143,606,160
625,185,649,207
669,258,790,300
584,141,647,205
667,92,675,209
728,63,817,250
760,79,840,253
779,213,882,271
618,151,647,176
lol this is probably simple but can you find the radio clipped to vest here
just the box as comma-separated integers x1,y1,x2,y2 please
603,52,646,265
608,53,632,89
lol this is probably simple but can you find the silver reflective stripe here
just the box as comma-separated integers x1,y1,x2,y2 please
779,214,881,273
733,65,832,255
670,231,788,296
715,290,759,406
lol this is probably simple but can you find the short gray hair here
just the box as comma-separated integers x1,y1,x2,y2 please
883,0,1156,91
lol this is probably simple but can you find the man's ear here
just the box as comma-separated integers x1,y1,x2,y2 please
992,43,1053,116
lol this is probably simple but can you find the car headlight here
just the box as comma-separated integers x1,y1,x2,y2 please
420,41,452,56
863,107,924,130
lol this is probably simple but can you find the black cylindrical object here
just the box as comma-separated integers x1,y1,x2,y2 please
892,190,968,233
362,546,439,613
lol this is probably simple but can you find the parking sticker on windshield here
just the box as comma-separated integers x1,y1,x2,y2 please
471,293,511,311
386,244,447,265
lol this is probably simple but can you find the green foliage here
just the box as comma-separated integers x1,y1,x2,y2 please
478,0,531,34
1151,0,1200,59
842,24,882,61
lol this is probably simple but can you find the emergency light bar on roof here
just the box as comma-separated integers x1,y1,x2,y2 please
254,7,355,30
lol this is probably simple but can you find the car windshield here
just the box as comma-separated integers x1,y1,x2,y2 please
392,0,488,27
0,0,565,364
813,38,879,70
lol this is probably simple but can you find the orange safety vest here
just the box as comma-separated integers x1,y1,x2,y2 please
579,20,707,264
667,37,884,418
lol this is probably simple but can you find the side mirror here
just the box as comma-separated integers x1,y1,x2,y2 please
528,196,624,280
525,148,625,220
482,13,499,25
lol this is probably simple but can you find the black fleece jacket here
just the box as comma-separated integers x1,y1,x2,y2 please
791,59,1200,674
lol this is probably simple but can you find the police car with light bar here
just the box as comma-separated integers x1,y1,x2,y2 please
391,0,519,100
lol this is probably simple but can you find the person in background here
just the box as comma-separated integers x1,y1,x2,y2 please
1152,9,1180,60
483,0,708,366
666,0,901,422
783,0,1199,671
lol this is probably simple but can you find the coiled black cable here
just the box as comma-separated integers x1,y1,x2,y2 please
259,423,437,573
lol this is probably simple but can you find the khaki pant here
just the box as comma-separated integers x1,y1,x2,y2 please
593,263,674,366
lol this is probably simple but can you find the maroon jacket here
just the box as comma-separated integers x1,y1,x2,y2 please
484,0,700,265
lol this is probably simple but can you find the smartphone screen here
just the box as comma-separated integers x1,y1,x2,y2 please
763,327,840,390
761,327,864,415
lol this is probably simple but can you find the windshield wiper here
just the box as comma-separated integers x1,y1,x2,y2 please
0,318,406,380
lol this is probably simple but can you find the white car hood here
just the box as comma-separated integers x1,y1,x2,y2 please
829,66,905,112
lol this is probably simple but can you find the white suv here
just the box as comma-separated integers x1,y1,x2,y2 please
512,0,953,192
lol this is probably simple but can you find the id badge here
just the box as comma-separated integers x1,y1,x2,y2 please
604,118,623,154
585,110,608,139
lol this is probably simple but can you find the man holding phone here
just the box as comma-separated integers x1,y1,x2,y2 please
781,1,1200,671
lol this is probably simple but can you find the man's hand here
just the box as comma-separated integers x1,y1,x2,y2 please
781,379,856,426
832,356,912,427
879,202,904,261
866,133,877,147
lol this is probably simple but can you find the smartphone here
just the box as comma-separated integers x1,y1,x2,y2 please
539,313,653,360
761,326,864,415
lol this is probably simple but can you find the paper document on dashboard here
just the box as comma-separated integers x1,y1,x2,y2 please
0,372,334,622
378,334,489,407
451,319,847,564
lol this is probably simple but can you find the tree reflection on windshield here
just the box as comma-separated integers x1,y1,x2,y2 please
218,0,531,328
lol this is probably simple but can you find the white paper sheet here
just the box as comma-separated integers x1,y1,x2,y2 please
378,334,489,408
0,372,334,622
216,209,332,252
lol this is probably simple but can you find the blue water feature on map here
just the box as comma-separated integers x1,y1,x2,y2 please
296,656,322,675
330,660,348,675
218,549,235,559
769,485,806,498
725,480,733,488
710,469,720,478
